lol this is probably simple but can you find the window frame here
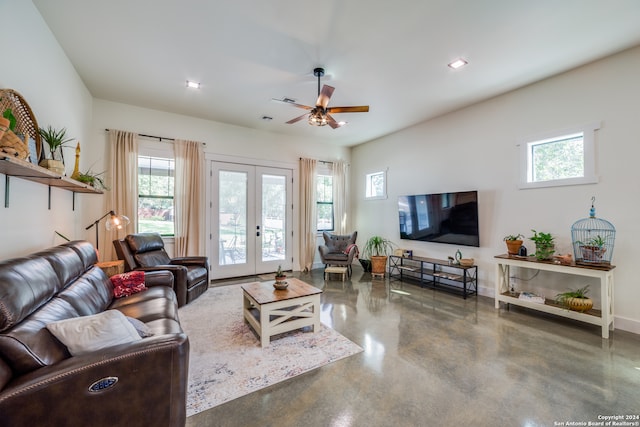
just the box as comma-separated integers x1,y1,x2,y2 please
316,164,334,233
365,170,387,200
137,142,175,236
518,122,600,189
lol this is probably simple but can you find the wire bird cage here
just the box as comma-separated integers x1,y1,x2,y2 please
571,198,615,266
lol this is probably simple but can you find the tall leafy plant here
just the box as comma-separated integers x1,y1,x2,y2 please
363,236,394,259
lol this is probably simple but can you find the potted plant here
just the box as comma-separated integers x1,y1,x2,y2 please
75,169,108,190
555,285,593,312
577,235,607,262
503,234,524,255
363,236,395,276
529,229,555,260
38,126,73,174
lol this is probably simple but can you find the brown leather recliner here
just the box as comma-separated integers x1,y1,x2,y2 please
114,233,209,307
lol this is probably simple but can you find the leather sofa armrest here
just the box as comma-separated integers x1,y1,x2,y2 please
170,256,209,268
133,265,188,307
0,334,189,427
143,270,174,288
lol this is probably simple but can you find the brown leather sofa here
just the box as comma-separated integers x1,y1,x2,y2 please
114,233,209,307
0,241,189,427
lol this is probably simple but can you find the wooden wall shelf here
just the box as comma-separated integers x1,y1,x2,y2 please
1,153,102,209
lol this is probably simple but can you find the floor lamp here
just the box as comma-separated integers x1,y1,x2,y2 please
85,210,130,251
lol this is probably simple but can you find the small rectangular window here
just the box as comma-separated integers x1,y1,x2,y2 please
138,156,175,236
316,174,333,231
519,122,599,189
365,170,387,199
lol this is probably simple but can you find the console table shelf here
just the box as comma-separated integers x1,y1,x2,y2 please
494,254,615,338
1,154,102,209
389,255,477,299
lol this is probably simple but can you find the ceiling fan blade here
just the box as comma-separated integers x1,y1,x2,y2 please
326,114,344,129
316,85,335,109
326,105,369,113
271,98,313,110
286,113,309,124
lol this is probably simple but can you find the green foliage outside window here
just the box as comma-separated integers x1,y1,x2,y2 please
531,134,584,182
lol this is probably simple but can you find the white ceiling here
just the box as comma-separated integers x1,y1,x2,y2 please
34,0,640,147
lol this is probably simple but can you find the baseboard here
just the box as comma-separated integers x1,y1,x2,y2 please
613,316,640,335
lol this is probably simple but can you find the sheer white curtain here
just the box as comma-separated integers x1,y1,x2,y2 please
299,158,317,272
174,139,204,256
332,160,349,234
106,130,138,261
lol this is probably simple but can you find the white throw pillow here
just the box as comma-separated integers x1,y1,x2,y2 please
47,310,142,356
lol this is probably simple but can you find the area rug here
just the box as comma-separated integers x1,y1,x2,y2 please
179,283,363,417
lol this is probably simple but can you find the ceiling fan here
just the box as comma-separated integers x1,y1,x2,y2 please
273,67,369,129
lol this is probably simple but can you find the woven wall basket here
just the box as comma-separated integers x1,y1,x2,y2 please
0,89,42,162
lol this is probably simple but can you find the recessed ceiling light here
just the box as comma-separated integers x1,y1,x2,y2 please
186,80,200,89
448,58,468,69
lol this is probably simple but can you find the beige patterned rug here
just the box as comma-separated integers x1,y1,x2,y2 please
179,283,363,417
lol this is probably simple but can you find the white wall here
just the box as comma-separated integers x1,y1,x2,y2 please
0,1,350,267
0,0,94,258
351,46,640,334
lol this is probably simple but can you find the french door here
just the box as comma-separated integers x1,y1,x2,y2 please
210,161,292,279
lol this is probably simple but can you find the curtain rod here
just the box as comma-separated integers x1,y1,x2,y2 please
105,129,206,145
105,129,174,142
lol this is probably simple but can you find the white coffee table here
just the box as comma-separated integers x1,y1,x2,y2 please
241,278,322,347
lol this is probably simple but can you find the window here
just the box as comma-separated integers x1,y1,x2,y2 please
365,170,387,199
518,122,600,189
138,156,175,235
316,174,333,231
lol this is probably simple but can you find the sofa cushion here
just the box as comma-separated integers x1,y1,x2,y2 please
46,310,141,356
0,257,60,332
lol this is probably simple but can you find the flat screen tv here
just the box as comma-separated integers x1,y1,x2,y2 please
398,191,479,247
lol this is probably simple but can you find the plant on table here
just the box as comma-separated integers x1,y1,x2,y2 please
503,234,524,255
554,285,593,312
529,229,555,260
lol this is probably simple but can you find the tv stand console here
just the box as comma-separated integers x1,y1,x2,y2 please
389,255,477,299
494,254,615,339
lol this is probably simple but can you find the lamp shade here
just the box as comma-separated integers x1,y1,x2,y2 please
105,214,130,231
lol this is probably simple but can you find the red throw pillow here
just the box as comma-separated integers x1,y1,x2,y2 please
110,271,147,298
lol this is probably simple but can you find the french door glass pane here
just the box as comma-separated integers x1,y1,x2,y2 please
262,174,286,262
219,170,247,265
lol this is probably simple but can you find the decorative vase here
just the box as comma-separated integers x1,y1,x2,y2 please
39,159,65,175
370,255,388,276
566,297,593,312
505,240,523,255
579,246,606,262
534,243,555,260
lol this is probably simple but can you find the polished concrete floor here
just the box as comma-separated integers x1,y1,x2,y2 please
187,267,640,427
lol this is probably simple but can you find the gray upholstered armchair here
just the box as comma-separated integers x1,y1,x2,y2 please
318,231,358,277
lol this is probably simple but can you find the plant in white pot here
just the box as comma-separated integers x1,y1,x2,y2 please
39,126,73,175
363,236,395,277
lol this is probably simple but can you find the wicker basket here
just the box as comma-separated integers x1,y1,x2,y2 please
0,129,29,159
0,89,42,162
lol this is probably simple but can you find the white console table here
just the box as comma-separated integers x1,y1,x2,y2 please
494,254,615,339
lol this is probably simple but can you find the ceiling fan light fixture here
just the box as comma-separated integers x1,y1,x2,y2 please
308,110,327,126
448,58,468,69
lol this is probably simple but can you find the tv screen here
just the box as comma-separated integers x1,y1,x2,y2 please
398,191,479,247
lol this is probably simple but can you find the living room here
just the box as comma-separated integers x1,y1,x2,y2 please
2,1,640,426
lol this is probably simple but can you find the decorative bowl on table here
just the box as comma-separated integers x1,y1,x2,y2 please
273,281,288,290
459,258,474,267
